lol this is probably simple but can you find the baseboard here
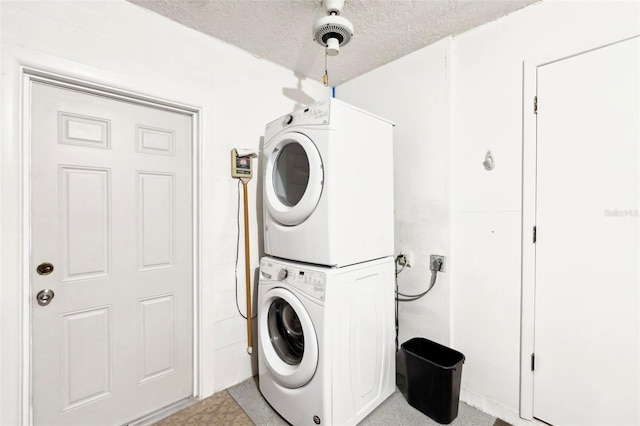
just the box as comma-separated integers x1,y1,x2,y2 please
460,388,532,426
125,397,197,426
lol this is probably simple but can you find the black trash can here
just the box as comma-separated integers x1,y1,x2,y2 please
395,347,409,399
400,337,465,424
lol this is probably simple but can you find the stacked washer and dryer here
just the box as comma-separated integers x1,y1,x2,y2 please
257,98,396,425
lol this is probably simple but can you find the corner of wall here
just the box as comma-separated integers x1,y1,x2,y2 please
337,37,453,346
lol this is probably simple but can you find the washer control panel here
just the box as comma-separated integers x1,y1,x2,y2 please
260,259,326,302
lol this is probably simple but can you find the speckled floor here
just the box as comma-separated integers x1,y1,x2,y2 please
157,376,511,426
227,376,508,426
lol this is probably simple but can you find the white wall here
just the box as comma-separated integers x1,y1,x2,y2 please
0,1,328,424
340,0,639,424
451,1,638,423
337,37,453,347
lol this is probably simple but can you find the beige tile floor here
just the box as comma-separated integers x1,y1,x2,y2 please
154,390,253,426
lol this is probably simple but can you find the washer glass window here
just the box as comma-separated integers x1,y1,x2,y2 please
273,143,310,207
267,298,304,365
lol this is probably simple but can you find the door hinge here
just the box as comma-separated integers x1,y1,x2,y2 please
533,225,537,243
531,353,536,371
534,96,538,114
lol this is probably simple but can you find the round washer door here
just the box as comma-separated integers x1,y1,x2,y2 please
264,132,323,226
259,287,319,388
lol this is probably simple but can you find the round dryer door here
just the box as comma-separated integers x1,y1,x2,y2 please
259,287,319,388
264,132,323,226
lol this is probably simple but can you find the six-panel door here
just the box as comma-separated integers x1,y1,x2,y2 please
31,82,193,425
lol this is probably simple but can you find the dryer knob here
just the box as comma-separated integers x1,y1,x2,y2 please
277,269,289,281
283,114,294,125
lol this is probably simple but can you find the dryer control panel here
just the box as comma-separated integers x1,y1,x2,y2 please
264,99,330,139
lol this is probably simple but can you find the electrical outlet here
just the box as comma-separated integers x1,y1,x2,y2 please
430,255,446,272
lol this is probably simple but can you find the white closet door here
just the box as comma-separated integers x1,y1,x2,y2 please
534,37,639,425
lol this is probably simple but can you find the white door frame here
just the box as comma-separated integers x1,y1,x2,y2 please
519,34,640,420
19,67,202,424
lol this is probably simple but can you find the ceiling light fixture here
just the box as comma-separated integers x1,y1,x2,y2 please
313,0,354,57
313,0,354,86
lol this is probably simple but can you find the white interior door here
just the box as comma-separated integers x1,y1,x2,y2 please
533,37,639,425
30,82,193,425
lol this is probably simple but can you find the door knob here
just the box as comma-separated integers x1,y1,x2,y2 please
36,289,55,306
36,262,54,275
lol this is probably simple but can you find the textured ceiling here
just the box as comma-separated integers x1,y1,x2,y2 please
128,0,539,85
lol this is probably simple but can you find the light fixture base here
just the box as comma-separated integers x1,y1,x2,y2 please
312,14,354,54
324,0,345,15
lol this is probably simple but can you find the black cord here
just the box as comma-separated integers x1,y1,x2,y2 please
235,179,256,320
394,254,403,352
394,254,441,351
396,270,438,301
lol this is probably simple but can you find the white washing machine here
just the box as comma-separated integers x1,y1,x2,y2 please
257,256,395,426
263,98,394,267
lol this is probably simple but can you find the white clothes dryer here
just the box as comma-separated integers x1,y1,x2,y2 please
263,98,394,267
257,256,395,426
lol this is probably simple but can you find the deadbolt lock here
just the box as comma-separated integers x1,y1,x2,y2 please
36,262,54,276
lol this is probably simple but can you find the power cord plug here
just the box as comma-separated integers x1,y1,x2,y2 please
430,255,445,272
